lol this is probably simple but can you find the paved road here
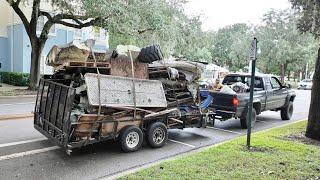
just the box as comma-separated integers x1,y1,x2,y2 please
0,96,36,115
0,90,311,179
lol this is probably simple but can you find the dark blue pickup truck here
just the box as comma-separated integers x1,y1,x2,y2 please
208,73,296,128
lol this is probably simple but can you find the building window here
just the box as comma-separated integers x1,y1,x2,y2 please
40,55,45,75
100,28,107,40
93,27,107,41
36,16,45,33
36,12,56,36
74,28,82,40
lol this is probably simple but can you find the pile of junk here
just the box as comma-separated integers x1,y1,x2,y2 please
34,39,215,152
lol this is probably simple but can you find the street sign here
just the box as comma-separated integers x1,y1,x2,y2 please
247,37,258,149
249,38,258,61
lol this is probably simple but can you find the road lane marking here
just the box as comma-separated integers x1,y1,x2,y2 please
205,126,243,135
168,139,195,148
0,146,60,161
0,102,35,106
0,138,47,148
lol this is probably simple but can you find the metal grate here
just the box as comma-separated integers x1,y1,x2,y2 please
34,79,75,147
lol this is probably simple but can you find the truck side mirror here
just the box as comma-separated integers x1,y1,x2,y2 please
283,83,292,89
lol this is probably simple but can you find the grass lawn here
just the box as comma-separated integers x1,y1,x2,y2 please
123,121,320,179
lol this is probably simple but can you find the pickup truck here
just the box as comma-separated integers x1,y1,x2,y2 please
208,73,296,128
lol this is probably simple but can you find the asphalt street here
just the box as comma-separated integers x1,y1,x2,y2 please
0,96,36,115
0,90,311,180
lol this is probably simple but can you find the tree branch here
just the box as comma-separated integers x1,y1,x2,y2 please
39,16,105,42
15,0,22,5
55,17,104,28
137,27,156,34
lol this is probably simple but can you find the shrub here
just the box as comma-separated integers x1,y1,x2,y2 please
0,72,30,86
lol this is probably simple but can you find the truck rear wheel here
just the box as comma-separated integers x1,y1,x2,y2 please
120,126,143,152
240,108,257,129
146,122,168,148
281,102,293,120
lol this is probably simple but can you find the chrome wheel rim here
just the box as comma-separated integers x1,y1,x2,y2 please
152,127,165,145
126,131,139,148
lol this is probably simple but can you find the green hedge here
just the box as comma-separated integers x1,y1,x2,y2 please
0,72,30,86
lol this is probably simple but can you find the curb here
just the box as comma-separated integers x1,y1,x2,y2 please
101,119,307,180
0,95,37,99
0,113,34,120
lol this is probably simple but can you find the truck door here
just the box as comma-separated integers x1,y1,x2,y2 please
269,77,287,109
264,77,273,110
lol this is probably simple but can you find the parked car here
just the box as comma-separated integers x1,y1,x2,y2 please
298,79,313,90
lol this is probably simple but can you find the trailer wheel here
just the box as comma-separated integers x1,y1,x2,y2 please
240,108,257,129
146,122,168,148
120,126,143,152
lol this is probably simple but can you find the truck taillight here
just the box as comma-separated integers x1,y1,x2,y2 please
233,97,240,106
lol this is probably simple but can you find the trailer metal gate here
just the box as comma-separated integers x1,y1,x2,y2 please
34,79,76,148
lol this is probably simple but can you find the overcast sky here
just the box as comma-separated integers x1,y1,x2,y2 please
184,0,292,31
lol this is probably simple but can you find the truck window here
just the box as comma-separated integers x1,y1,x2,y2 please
264,77,272,90
271,77,282,89
222,76,264,89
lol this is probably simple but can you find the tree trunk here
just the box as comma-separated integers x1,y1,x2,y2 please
29,42,44,90
287,70,291,81
306,47,320,141
280,64,285,84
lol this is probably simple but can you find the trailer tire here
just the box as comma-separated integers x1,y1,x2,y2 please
240,108,257,129
281,102,293,120
137,45,163,63
146,122,168,148
120,126,143,152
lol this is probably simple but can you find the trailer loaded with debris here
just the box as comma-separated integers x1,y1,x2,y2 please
34,40,215,154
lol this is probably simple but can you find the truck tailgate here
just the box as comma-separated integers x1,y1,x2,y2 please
208,91,237,116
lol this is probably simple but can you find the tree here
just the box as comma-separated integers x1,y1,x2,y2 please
7,0,183,89
258,9,317,83
290,0,320,140
107,3,215,63
211,23,253,71
5,0,111,89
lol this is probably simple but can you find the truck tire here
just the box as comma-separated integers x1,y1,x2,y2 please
137,45,164,63
120,126,143,152
281,102,293,120
240,108,257,129
146,122,168,148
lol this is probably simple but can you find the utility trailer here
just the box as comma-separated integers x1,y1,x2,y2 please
34,64,215,154
34,43,215,154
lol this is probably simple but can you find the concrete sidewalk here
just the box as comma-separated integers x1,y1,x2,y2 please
0,83,29,92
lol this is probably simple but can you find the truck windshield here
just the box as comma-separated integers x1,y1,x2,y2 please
222,76,264,89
